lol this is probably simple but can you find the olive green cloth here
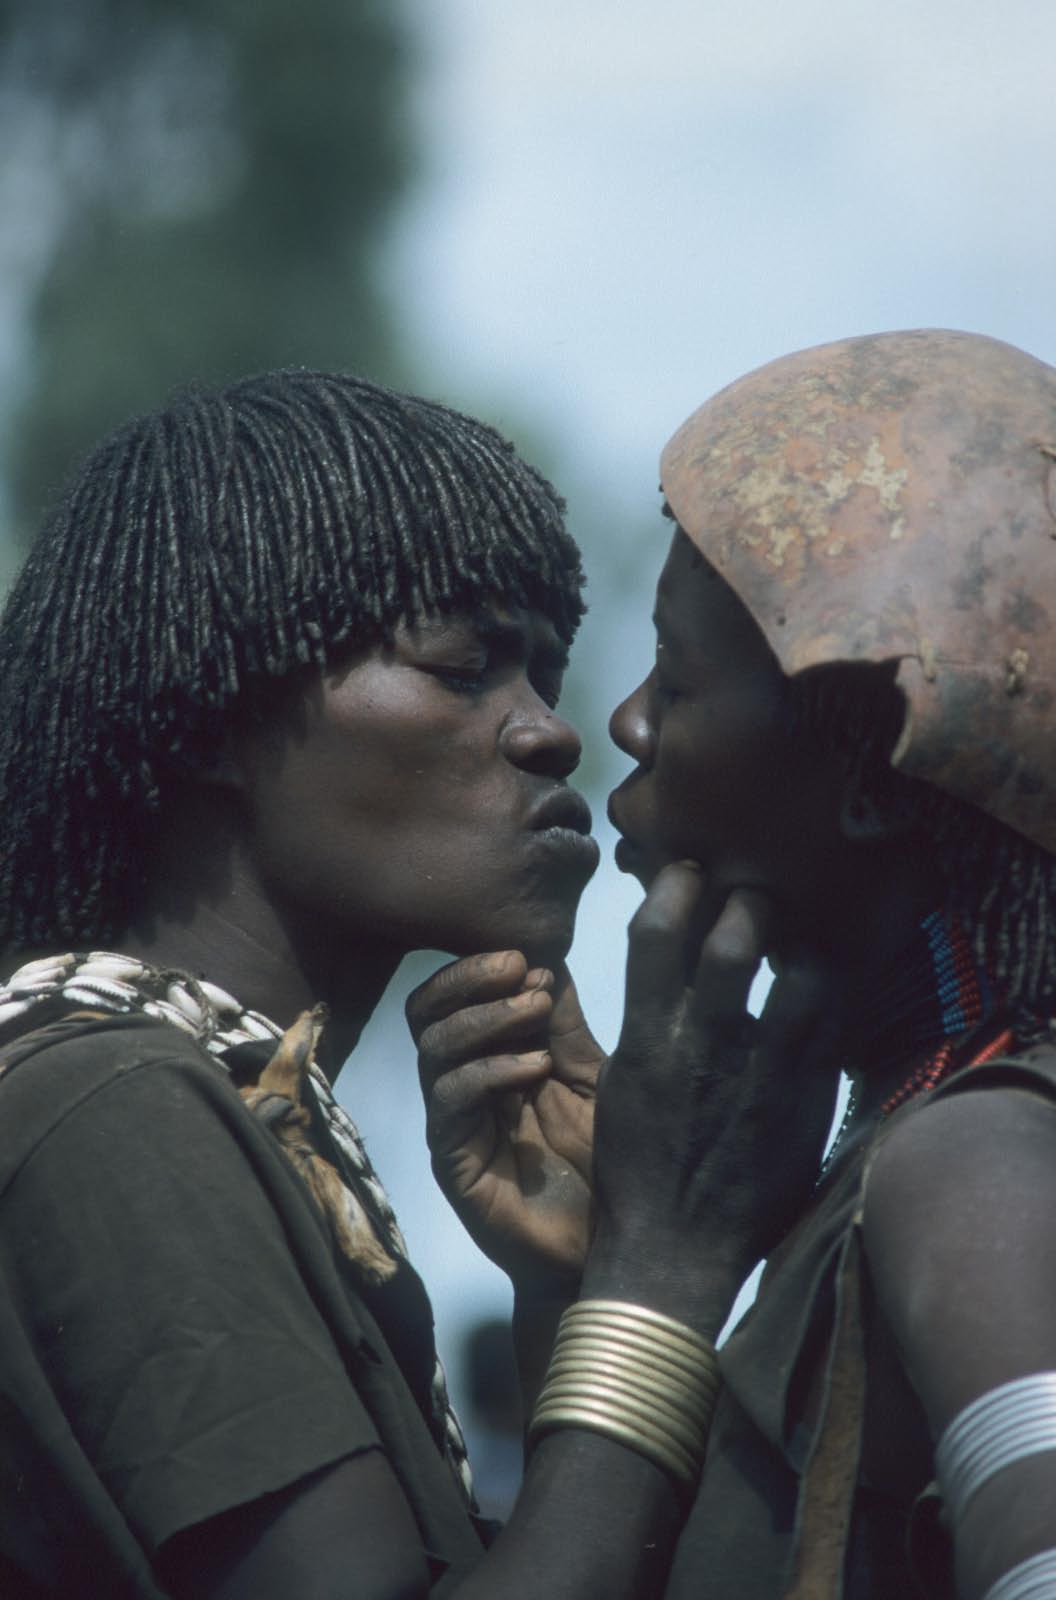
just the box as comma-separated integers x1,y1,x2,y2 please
0,1011,485,1597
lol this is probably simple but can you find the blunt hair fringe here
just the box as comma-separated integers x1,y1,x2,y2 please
0,370,586,947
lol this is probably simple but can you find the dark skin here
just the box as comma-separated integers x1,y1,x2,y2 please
618,536,1056,1597
42,596,835,1599
426,530,1056,1598
419,530,940,1299
164,866,835,1600
606,531,945,979
119,607,600,1074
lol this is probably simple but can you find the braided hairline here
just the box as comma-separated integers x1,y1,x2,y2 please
0,370,586,948
786,663,1056,1013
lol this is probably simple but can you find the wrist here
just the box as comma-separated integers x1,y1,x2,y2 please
527,1298,722,1498
508,1260,583,1302
512,1288,580,1417
581,1229,755,1342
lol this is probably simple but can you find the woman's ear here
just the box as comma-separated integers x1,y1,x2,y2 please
161,677,312,794
158,738,247,792
195,747,247,790
837,768,919,843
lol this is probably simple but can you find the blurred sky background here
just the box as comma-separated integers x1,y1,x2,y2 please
1,0,1054,1475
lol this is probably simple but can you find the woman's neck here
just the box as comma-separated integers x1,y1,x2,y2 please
848,906,996,1058
115,876,403,1082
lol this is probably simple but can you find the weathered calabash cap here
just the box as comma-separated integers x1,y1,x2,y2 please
661,330,1056,853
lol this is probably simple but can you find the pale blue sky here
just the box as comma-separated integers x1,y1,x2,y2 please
391,0,1056,506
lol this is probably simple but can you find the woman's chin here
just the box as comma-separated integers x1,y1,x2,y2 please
446,907,577,972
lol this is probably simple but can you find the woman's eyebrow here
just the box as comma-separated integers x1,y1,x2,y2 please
471,610,569,670
471,612,524,649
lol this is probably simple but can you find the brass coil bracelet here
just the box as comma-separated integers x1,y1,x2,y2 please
527,1299,720,1490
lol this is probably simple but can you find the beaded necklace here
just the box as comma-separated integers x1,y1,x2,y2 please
873,910,1009,1114
852,909,997,1081
821,909,1007,1175
0,950,476,1504
879,1023,1015,1116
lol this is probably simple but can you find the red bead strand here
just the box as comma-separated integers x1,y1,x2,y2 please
880,1026,1015,1118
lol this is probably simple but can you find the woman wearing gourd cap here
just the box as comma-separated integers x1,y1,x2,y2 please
619,330,1056,1599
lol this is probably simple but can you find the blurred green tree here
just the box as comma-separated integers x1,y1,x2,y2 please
0,0,416,538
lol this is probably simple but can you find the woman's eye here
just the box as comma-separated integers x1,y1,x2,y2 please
428,664,487,693
653,670,682,705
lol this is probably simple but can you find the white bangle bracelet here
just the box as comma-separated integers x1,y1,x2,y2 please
983,1549,1056,1600
935,1373,1056,1523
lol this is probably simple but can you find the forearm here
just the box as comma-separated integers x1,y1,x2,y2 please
577,1233,748,1337
455,1431,684,1600
954,1462,1056,1600
453,1253,747,1600
511,1288,576,1418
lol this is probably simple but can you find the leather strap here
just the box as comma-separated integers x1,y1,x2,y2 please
783,1226,867,1598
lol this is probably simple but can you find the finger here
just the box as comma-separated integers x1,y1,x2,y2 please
735,961,843,1168
406,951,529,1041
756,961,842,1070
547,965,605,1088
689,888,776,1033
426,1051,550,1153
548,964,595,1042
417,988,554,1092
620,861,706,1042
758,960,828,1035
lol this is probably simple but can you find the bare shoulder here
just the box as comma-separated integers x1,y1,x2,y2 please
862,1083,1056,1430
866,1079,1056,1217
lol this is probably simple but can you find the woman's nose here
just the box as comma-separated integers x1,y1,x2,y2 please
501,706,582,778
609,677,655,766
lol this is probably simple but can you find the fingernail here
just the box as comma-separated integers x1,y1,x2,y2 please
511,988,548,1011
523,967,553,991
516,1050,550,1066
486,951,518,973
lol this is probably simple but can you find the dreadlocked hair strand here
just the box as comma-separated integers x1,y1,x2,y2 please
0,370,585,948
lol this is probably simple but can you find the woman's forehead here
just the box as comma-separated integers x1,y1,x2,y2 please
656,532,748,628
656,531,782,675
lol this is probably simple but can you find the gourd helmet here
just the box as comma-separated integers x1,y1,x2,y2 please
661,330,1056,853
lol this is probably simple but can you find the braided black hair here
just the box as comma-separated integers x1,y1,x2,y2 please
0,371,586,947
787,662,1056,1013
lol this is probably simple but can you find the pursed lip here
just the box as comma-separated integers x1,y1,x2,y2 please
607,785,649,877
526,786,600,879
528,787,594,836
606,783,631,838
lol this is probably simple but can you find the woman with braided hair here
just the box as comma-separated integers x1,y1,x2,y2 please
416,330,1056,1599
0,371,830,1598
